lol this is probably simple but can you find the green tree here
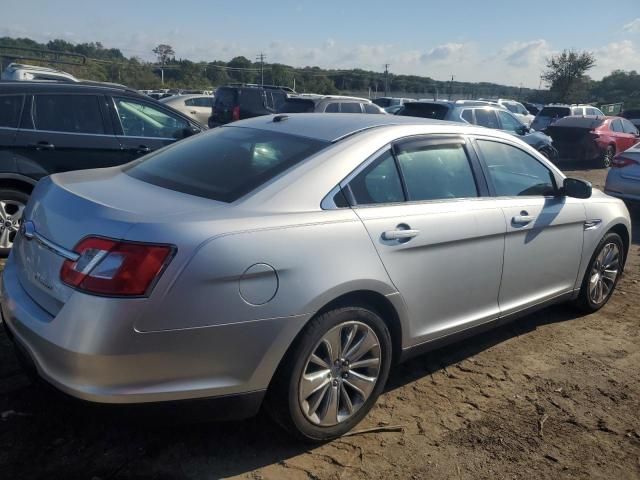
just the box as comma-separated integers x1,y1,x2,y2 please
542,49,596,103
227,56,255,83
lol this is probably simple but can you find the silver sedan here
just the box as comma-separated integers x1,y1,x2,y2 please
605,143,640,204
1,114,631,440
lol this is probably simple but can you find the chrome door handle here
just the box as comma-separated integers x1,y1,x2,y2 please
512,215,535,225
382,229,420,241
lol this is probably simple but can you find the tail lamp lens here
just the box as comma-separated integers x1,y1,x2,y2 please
232,105,240,121
60,237,174,296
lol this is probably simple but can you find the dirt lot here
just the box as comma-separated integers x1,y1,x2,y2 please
1,167,639,480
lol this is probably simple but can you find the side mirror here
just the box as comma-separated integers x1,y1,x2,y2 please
516,125,530,135
562,177,592,199
175,126,201,139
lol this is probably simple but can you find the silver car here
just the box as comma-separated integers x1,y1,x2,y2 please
1,114,631,441
160,94,213,125
605,143,640,204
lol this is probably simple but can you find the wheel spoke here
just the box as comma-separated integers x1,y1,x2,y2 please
344,370,376,398
323,327,343,362
602,269,618,284
0,228,11,248
344,330,379,363
307,382,330,417
321,384,339,426
300,370,331,400
11,204,25,223
340,382,354,415
350,357,380,369
309,353,329,369
342,324,358,356
0,202,7,221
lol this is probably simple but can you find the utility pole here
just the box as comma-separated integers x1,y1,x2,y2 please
256,53,266,85
448,75,454,100
383,64,390,97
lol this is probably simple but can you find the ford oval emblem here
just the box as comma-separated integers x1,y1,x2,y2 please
21,220,35,240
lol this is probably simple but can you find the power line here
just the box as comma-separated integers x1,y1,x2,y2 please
256,52,266,85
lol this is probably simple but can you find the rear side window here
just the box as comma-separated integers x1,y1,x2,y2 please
395,143,478,201
0,95,23,128
474,109,500,129
340,103,362,113
477,140,556,196
325,103,340,113
346,150,404,205
126,127,328,202
239,89,265,110
461,109,474,123
398,103,449,119
33,94,105,134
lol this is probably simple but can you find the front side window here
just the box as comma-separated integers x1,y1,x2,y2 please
0,95,23,128
363,103,381,114
497,111,523,133
477,140,556,196
474,109,500,129
114,97,189,138
461,109,474,123
395,143,478,201
622,119,639,135
610,119,623,133
345,150,404,205
33,94,105,134
126,127,328,203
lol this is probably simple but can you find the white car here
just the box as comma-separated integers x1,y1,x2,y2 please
495,99,535,127
160,94,213,125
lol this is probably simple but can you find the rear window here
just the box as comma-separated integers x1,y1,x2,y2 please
538,107,571,118
278,99,315,113
125,127,328,202
214,88,237,107
398,103,449,120
0,95,23,128
550,116,605,129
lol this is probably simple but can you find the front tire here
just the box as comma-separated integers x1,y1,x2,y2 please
601,145,615,168
0,188,29,257
267,305,392,441
574,232,624,313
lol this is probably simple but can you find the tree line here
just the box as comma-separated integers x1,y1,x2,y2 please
1,37,638,108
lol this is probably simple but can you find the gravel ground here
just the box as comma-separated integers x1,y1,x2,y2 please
0,167,639,480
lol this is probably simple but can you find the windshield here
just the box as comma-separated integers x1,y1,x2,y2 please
126,127,328,202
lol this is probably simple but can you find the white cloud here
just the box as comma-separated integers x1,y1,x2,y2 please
591,40,638,77
420,43,466,63
623,18,640,33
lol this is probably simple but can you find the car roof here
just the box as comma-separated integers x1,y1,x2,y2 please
0,80,140,95
226,113,453,142
161,94,211,102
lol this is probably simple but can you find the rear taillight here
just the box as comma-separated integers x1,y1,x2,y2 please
611,155,639,168
232,105,240,121
60,237,174,296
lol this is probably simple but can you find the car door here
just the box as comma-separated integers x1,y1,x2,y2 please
345,137,506,345
13,93,123,176
474,138,585,315
109,95,193,161
0,94,24,172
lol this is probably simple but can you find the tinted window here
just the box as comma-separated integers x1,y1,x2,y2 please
340,103,362,113
185,97,212,107
325,102,340,113
398,103,449,119
279,99,315,113
538,107,571,118
33,95,105,134
214,88,236,106
477,140,555,196
363,103,382,114
127,127,328,203
611,119,623,132
504,103,519,114
497,111,523,132
395,143,477,201
0,95,23,128
115,98,188,138
474,109,500,129
622,119,639,135
346,150,404,205
585,108,598,116
240,89,265,110
460,109,474,123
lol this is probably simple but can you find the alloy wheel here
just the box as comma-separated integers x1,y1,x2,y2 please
603,147,614,168
298,321,381,427
589,242,620,305
0,200,25,249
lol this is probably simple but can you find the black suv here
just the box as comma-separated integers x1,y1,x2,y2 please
0,81,203,253
208,85,293,127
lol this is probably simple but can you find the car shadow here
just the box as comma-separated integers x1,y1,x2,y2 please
0,301,589,480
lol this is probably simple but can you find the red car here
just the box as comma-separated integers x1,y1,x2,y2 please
545,116,640,167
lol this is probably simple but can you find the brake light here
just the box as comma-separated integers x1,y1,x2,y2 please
60,237,174,296
232,105,240,121
611,156,639,168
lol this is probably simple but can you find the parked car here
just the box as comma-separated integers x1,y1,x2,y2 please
480,99,534,126
384,105,404,114
161,94,214,125
0,63,78,82
1,113,630,441
605,143,640,204
545,116,639,167
620,109,640,130
371,97,415,108
396,101,558,160
0,80,203,253
279,95,385,114
522,102,543,116
208,85,291,127
531,104,605,132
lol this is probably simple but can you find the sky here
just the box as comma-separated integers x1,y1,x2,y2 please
2,0,639,88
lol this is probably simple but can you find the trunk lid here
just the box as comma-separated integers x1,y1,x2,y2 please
13,167,224,315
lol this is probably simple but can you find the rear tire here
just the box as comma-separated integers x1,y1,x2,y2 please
573,232,624,313
266,305,392,441
0,188,29,257
601,145,615,168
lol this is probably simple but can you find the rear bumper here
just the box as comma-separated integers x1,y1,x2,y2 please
0,258,308,410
